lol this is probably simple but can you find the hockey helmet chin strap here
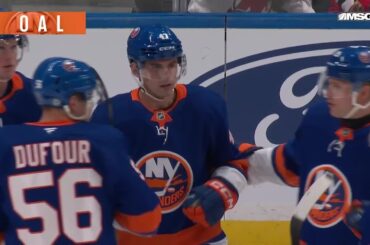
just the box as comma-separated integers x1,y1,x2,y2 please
344,91,370,119
132,73,176,103
63,100,94,121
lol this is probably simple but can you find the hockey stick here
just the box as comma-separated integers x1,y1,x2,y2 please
290,172,334,245
155,161,180,197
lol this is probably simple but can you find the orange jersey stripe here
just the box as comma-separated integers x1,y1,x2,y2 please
0,73,24,113
238,143,254,153
274,144,299,187
26,120,76,126
130,84,187,113
227,143,257,173
115,204,162,235
229,159,249,173
116,222,222,245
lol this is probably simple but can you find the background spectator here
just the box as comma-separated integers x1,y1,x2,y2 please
133,0,176,12
270,0,315,12
188,0,315,13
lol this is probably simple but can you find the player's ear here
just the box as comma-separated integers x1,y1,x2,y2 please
130,62,140,79
68,94,84,110
68,94,78,109
358,82,370,105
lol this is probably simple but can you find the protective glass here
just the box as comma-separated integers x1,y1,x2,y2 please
64,70,109,121
138,55,187,82
0,35,28,62
317,72,358,99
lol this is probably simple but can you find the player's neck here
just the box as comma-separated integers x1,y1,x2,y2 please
139,89,176,111
39,108,74,123
341,113,370,129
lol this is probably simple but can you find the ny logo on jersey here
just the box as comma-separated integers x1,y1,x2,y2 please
156,126,169,145
327,139,345,157
145,157,179,196
136,151,193,213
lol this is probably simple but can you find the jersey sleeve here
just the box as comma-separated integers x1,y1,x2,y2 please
201,93,251,197
206,93,248,174
270,141,301,187
102,132,161,235
361,205,370,243
90,101,111,125
0,134,9,234
270,107,314,187
247,116,306,187
0,201,8,234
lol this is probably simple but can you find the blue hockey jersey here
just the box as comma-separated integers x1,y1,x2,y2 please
0,121,161,244
91,84,248,245
272,101,370,244
0,72,41,126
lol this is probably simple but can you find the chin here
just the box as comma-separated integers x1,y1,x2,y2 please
163,89,175,96
329,110,344,119
0,75,12,81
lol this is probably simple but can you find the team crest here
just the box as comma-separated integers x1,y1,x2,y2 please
62,60,77,72
136,151,193,213
306,164,352,228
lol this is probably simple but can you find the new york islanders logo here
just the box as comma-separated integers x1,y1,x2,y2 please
136,151,193,214
306,164,352,228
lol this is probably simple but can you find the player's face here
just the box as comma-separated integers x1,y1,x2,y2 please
325,78,353,118
140,58,179,99
68,93,93,120
0,39,18,81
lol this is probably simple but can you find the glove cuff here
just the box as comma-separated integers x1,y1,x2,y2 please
212,165,247,194
205,178,238,210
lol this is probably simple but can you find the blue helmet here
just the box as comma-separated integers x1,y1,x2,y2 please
127,24,184,63
326,46,370,84
33,57,97,107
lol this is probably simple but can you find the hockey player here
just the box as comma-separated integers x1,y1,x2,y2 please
0,57,161,244
247,46,370,244
0,35,41,125
91,24,256,245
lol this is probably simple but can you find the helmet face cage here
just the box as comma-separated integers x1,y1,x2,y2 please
33,57,107,120
0,35,29,62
